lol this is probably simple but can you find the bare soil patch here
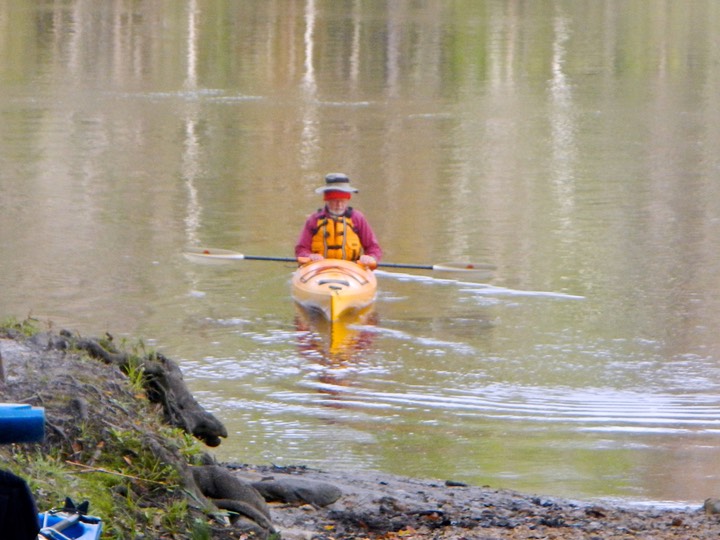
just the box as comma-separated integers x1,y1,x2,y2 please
232,464,720,539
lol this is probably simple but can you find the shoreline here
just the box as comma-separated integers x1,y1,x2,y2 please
228,462,717,540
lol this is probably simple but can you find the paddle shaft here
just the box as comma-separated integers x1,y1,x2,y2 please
378,262,446,270
225,256,473,270
185,248,495,272
380,261,496,271
244,255,413,268
242,255,297,263
242,258,496,272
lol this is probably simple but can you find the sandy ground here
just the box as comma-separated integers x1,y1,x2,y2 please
231,464,720,539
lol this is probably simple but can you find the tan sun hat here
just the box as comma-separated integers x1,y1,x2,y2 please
314,173,359,194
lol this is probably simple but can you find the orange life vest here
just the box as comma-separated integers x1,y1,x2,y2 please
310,211,362,261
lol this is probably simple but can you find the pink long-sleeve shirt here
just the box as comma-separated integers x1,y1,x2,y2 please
295,207,383,261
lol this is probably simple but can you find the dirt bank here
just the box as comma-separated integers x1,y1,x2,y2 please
2,321,719,539
230,464,720,539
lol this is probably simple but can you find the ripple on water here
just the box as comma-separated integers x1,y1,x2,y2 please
287,379,720,435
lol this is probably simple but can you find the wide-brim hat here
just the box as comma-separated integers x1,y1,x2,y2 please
314,173,359,194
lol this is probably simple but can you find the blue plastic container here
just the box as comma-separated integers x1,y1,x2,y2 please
37,512,103,540
0,403,45,443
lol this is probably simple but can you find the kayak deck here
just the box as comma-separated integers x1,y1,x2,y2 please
291,259,377,322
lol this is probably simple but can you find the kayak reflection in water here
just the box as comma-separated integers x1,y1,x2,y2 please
294,173,382,266
294,306,379,362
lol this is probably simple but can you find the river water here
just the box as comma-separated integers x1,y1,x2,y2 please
2,1,720,506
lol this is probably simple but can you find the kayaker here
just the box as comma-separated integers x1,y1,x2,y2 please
295,173,382,266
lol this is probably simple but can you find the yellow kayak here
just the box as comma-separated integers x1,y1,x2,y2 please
291,259,377,322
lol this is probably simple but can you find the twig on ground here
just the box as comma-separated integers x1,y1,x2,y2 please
65,460,168,485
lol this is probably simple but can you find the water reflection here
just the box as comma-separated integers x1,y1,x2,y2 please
548,12,576,231
294,305,378,362
293,305,380,415
298,0,319,176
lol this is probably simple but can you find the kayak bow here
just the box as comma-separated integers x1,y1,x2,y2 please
291,259,377,322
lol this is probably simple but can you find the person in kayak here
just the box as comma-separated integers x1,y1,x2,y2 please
295,173,382,266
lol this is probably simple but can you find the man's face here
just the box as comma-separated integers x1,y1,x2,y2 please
326,197,349,216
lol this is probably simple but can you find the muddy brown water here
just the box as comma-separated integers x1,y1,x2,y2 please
2,1,720,506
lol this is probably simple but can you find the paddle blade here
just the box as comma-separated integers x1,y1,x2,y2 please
183,247,245,265
432,262,497,272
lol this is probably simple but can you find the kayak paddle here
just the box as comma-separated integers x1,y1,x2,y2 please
183,247,496,272
183,247,295,264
